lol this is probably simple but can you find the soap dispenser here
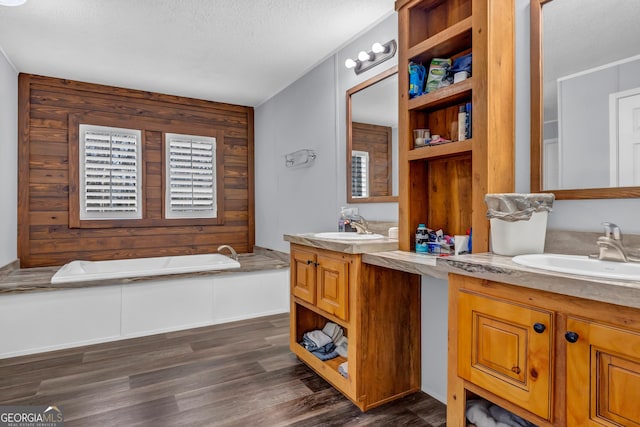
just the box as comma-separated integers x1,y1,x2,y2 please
338,207,346,232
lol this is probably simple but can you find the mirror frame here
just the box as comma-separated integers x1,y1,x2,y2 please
530,0,640,199
346,65,399,204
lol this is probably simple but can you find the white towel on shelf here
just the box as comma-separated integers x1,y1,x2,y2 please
304,330,332,348
335,336,348,358
322,322,343,343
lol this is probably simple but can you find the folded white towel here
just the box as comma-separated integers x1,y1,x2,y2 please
305,330,332,348
322,322,343,343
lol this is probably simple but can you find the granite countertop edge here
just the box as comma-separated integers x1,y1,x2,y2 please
363,251,640,310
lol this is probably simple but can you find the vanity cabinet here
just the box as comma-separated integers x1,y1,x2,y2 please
457,291,553,420
395,0,515,252
448,273,640,427
566,317,640,426
289,243,421,411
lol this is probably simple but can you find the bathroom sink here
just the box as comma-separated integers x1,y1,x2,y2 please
313,232,385,241
512,253,640,281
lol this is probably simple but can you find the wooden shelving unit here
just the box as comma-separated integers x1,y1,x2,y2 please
289,244,421,411
396,0,515,252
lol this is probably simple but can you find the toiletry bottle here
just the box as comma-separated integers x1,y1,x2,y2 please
416,224,429,253
338,207,346,232
457,105,467,141
465,102,472,139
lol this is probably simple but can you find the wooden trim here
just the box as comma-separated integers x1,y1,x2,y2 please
247,108,255,252
397,5,412,251
530,0,543,194
17,75,31,266
346,66,399,204
530,1,640,200
21,73,250,113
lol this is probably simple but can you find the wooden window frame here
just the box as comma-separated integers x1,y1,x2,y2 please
69,112,224,228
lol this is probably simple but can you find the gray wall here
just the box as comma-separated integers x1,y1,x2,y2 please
255,14,398,253
0,49,17,267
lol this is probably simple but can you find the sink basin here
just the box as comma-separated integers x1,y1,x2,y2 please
512,253,640,281
313,232,385,241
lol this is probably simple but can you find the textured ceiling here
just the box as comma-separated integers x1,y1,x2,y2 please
0,0,394,106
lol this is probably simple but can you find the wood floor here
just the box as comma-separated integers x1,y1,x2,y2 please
0,313,446,426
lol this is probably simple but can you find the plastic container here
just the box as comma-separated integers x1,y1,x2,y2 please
485,193,555,256
490,211,548,255
416,224,429,253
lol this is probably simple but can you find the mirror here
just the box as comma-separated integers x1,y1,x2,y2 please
531,0,640,199
347,66,398,203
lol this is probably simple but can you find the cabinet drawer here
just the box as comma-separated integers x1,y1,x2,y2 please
291,248,317,304
458,290,553,420
315,254,349,321
566,317,640,426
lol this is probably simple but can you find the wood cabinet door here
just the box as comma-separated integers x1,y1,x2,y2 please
291,248,317,304
315,254,349,321
458,290,553,420
566,317,640,426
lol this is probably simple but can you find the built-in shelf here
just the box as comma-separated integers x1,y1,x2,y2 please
408,139,473,161
408,16,472,62
408,78,473,111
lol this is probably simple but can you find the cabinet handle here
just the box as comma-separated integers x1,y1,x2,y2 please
314,262,320,267
306,260,313,265
533,323,546,333
511,366,521,374
565,331,579,343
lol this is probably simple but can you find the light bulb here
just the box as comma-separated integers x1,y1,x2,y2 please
358,51,372,62
344,58,357,69
371,42,386,53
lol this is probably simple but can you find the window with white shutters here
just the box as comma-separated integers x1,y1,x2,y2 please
351,150,369,198
79,124,142,220
165,133,217,219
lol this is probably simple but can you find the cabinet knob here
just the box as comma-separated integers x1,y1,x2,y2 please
511,366,521,374
564,331,579,343
306,260,313,265
533,323,546,333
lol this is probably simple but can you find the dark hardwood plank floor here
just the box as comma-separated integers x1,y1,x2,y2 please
0,313,446,426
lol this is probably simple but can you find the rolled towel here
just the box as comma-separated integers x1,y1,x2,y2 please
489,404,536,427
465,400,512,427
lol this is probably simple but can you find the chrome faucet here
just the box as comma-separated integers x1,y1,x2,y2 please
592,222,640,263
346,214,371,234
217,245,238,261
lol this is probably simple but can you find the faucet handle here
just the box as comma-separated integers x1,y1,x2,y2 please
602,222,622,240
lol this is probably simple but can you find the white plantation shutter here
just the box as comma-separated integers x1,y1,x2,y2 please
79,125,142,219
351,150,369,198
165,133,217,219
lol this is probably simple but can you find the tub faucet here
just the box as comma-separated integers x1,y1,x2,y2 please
346,214,371,234
217,245,238,261
592,222,640,263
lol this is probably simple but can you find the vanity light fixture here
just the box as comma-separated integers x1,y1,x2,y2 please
0,0,27,6
344,39,397,75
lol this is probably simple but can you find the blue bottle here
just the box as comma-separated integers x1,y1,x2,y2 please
416,224,429,253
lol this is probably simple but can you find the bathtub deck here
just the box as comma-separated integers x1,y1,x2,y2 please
0,252,288,295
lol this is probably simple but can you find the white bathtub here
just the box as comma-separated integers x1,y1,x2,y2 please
51,253,240,284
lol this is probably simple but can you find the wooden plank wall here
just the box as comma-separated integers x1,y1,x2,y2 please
352,122,392,197
18,74,254,268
